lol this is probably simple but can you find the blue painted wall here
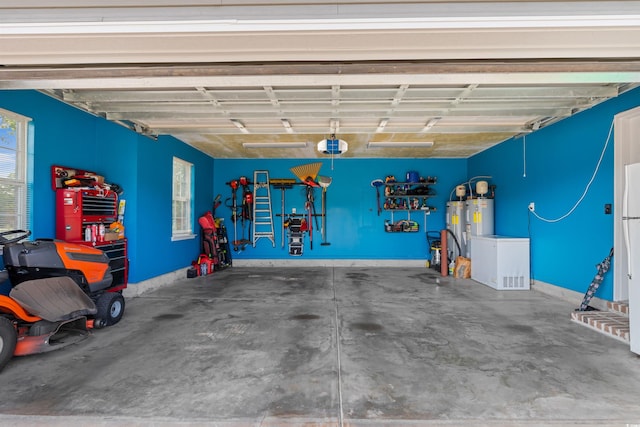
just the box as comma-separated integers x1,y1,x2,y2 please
2,91,100,240
132,134,215,280
0,90,214,284
468,86,640,300
5,87,640,301
213,158,467,260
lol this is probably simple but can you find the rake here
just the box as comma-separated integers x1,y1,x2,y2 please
290,162,322,187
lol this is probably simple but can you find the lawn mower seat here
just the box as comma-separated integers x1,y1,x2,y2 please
10,276,97,322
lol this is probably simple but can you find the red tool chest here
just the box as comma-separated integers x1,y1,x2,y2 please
55,188,128,289
56,188,118,242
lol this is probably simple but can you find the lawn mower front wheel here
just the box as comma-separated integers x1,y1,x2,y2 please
95,292,125,327
0,316,17,372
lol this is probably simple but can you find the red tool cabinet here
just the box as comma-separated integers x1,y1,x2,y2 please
56,188,118,242
55,188,128,289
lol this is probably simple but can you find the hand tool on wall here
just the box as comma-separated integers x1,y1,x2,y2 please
305,186,315,250
212,194,221,217
238,176,252,250
226,179,242,251
290,163,324,250
290,162,322,187
271,178,296,249
317,175,332,246
281,188,286,249
371,179,384,216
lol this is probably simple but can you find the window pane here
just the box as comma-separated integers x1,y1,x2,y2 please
0,147,18,179
0,110,29,233
172,157,193,236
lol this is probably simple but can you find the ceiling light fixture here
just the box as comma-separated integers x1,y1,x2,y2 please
422,117,441,132
243,142,307,148
376,118,389,133
230,119,249,134
281,119,294,134
367,141,434,148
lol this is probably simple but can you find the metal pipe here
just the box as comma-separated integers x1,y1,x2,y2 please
440,229,448,277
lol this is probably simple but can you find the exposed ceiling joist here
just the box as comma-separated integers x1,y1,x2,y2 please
2,0,640,158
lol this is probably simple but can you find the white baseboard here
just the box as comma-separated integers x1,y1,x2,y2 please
123,266,609,312
123,268,188,298
231,259,428,268
531,279,608,310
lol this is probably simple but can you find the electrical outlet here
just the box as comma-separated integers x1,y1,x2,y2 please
528,202,535,212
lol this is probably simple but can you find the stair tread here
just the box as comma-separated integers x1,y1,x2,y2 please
570,310,629,343
607,300,629,315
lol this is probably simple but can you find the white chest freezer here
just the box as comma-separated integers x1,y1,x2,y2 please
470,235,530,290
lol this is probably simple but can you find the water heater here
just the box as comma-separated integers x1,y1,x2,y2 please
465,198,494,256
446,201,467,259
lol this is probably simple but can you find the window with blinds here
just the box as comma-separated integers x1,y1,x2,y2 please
0,109,31,233
172,156,194,240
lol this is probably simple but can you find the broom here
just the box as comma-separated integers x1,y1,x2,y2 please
317,175,332,246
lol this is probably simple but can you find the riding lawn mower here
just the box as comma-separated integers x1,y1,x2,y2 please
0,230,125,372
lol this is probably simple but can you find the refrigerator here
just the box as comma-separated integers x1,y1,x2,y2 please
622,162,640,354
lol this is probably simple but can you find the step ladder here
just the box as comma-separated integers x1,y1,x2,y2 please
252,170,276,247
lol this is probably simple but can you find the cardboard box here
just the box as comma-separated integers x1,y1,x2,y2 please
104,232,121,241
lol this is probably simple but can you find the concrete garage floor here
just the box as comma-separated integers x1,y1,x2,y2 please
1,267,640,426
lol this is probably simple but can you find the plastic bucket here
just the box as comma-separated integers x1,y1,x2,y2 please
406,171,419,183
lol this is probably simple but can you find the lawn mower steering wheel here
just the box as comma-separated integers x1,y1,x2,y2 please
0,230,31,245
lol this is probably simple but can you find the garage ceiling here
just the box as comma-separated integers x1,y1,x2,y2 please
2,1,640,159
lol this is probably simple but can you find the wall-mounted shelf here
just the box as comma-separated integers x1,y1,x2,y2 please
383,178,436,210
379,176,437,233
384,208,436,232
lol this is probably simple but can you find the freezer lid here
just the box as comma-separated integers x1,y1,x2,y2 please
469,235,529,241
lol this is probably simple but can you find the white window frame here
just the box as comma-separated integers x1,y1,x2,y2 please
171,156,195,241
0,108,31,233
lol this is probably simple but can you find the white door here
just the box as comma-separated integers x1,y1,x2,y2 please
614,107,640,302
623,163,640,354
615,107,640,355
